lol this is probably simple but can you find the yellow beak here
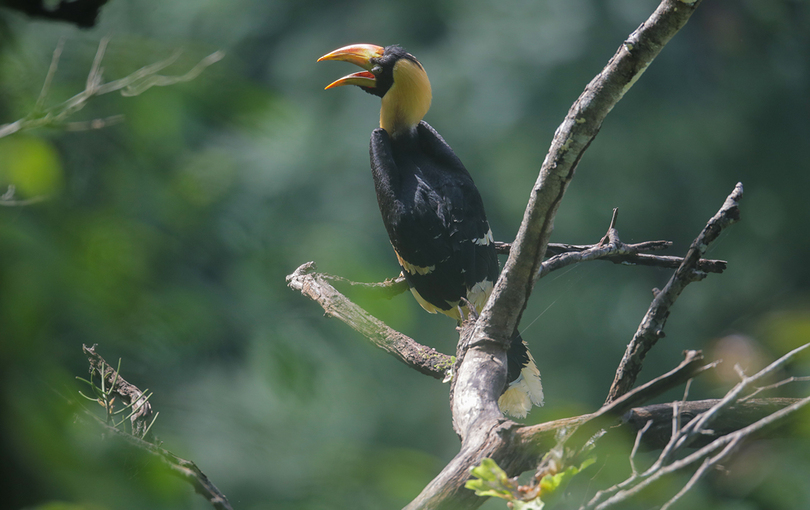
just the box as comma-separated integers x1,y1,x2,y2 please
317,44,385,90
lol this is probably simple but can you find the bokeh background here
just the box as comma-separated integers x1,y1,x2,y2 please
1,0,809,509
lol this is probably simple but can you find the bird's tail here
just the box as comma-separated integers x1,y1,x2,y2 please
498,330,544,419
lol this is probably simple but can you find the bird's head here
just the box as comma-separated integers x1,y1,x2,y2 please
318,44,432,139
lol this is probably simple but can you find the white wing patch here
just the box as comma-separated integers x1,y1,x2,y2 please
467,278,494,314
472,228,494,246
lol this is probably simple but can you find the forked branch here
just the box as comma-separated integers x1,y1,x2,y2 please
606,182,744,404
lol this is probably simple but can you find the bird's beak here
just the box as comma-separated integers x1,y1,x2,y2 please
317,44,385,90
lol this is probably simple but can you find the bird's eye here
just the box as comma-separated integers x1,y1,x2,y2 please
371,65,383,75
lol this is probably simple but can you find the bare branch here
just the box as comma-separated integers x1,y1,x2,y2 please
286,262,453,380
605,182,743,404
75,385,233,510
82,343,154,437
739,375,810,402
623,398,801,450
590,395,810,510
0,40,224,139
65,114,126,131
35,38,65,113
321,272,410,300
557,350,718,456
587,344,810,509
0,185,51,207
496,240,727,274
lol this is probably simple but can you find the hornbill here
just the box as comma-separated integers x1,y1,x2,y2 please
319,44,543,418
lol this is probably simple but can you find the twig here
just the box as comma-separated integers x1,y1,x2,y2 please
35,38,65,113
605,182,743,404
739,375,810,402
0,185,51,206
82,344,154,437
561,350,717,454
0,40,224,139
586,344,810,509
496,241,727,274
590,395,810,510
536,210,725,279
65,114,126,131
677,342,810,447
321,272,410,300
286,262,453,380
629,420,653,476
77,404,233,510
622,397,800,450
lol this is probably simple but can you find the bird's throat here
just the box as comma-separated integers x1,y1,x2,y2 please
380,58,432,138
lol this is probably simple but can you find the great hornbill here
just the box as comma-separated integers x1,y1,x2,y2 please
319,44,543,418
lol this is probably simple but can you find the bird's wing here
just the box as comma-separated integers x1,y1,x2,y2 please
369,125,499,315
416,122,499,311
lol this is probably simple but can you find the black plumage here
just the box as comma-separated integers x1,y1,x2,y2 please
371,121,496,313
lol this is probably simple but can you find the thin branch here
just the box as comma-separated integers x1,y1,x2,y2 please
629,420,653,476
622,397,801,450
587,345,810,509
0,185,52,206
321,272,410,300
35,38,66,113
739,375,810,402
0,40,224,139
77,401,233,510
82,344,154,437
65,114,126,131
680,342,810,445
605,182,743,404
558,350,718,455
286,262,453,379
496,240,727,274
590,395,810,510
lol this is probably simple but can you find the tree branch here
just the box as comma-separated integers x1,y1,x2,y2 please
605,182,744,404
623,397,802,450
82,343,154,437
586,342,810,509
495,240,727,274
286,262,453,380
0,38,224,139
78,394,234,510
77,345,233,510
536,210,726,279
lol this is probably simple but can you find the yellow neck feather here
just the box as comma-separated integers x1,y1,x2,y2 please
380,58,432,138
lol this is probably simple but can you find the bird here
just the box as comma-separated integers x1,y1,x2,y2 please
318,43,543,418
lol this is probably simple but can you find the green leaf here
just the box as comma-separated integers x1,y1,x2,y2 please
513,498,545,510
539,457,596,502
465,458,518,500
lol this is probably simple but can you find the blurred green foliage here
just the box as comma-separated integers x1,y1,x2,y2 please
0,0,808,509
